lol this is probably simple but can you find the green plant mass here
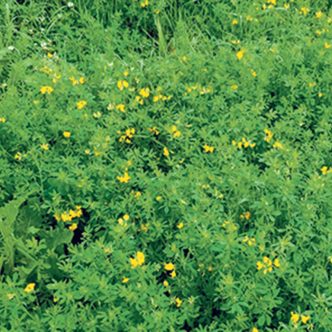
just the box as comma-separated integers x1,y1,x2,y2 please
0,0,331,331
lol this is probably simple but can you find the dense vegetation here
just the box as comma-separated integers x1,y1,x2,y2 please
0,0,331,331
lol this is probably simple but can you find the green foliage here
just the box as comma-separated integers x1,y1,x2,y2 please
0,0,331,331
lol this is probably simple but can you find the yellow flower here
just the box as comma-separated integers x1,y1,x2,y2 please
40,66,53,75
69,76,79,85
264,129,273,142
139,87,150,98
231,84,238,91
170,270,176,278
0,117,6,123
163,280,169,287
164,263,175,271
171,125,181,138
69,223,78,231
117,171,131,183
117,80,129,91
52,73,61,84
153,95,161,102
315,11,323,19
135,95,144,105
273,141,283,149
301,315,310,324
257,256,274,273
232,19,239,25
40,86,54,94
74,206,83,218
93,111,102,119
321,166,332,175
163,147,170,157
130,251,145,268
263,256,272,265
324,42,332,49
140,223,149,232
133,191,141,199
273,258,280,268
233,137,255,149
68,209,77,219
251,69,257,77
129,257,138,268
79,77,86,84
136,251,145,265
256,261,264,270
122,277,129,283
123,214,130,221
243,237,256,247
116,104,125,112
63,131,71,138
24,283,36,293
252,328,259,332
266,0,276,5
175,297,182,307
177,222,184,229
40,143,49,151
76,100,87,110
140,0,149,8
203,144,215,153
240,211,251,220
236,49,245,60
14,152,22,161
119,128,135,144
300,7,310,16
61,212,72,222
291,311,300,325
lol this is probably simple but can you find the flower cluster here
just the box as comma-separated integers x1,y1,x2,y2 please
185,84,212,95
24,283,36,293
130,251,145,268
256,256,280,274
69,76,86,85
170,125,181,138
117,170,131,183
203,144,215,153
55,206,83,223
117,80,129,91
40,86,54,94
76,100,87,110
290,311,310,325
242,236,256,247
321,166,332,175
164,262,176,279
118,128,135,144
232,138,256,149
